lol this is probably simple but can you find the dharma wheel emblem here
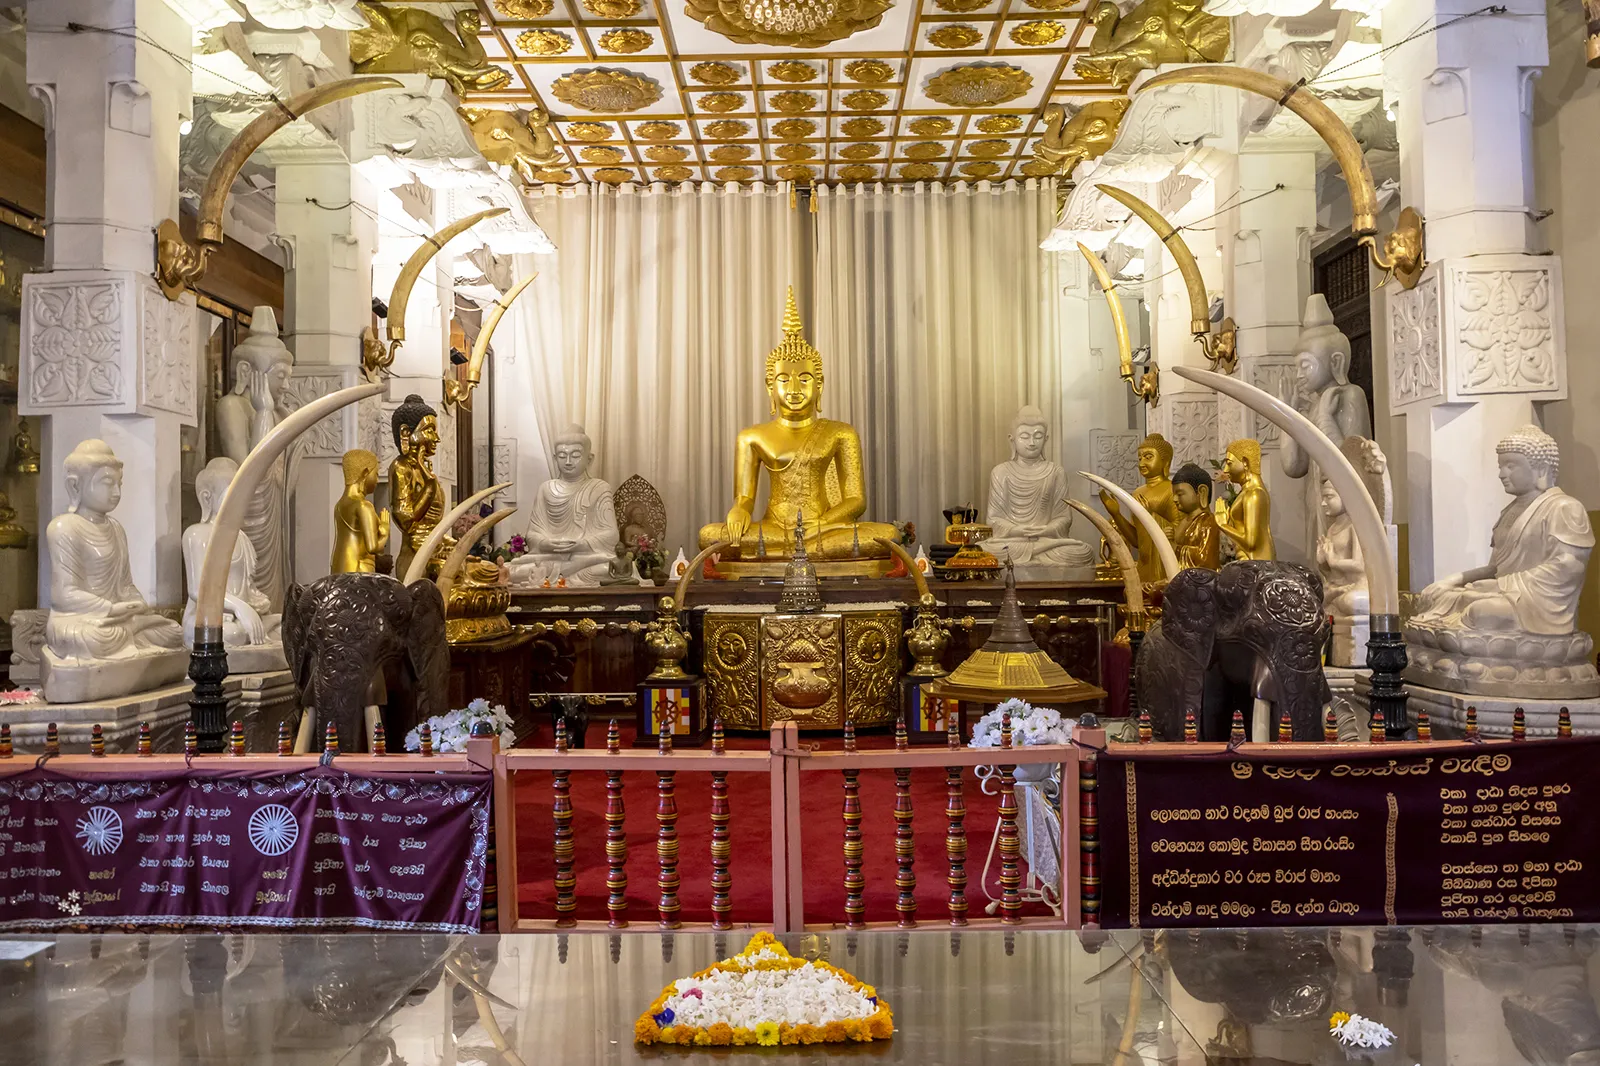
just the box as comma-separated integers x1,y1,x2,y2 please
249,804,300,857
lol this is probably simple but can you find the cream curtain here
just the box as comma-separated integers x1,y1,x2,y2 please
811,179,1067,539
510,182,802,554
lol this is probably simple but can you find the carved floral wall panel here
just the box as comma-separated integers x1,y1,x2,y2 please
21,275,127,410
139,290,198,423
1089,429,1141,489
1244,355,1307,450
1159,395,1219,472
1389,272,1441,409
280,366,367,459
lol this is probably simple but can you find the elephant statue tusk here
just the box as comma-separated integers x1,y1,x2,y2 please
1078,243,1158,406
404,482,513,585
436,507,518,598
1136,65,1425,290
374,208,509,381
1064,500,1144,619
1170,367,1397,618
674,541,731,613
1096,185,1236,374
873,537,932,600
445,273,538,411
1080,471,1180,580
156,77,402,300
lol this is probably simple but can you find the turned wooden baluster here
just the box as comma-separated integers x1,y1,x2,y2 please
946,714,968,926
1512,706,1526,741
997,711,1022,924
419,722,434,756
371,721,386,755
1416,711,1431,742
1277,708,1292,743
90,724,105,757
1369,708,1386,742
1183,709,1197,743
893,716,916,928
181,722,194,757
1137,708,1152,743
229,721,245,756
1079,727,1100,928
842,718,865,930
1559,706,1573,738
553,719,576,927
1,723,15,758
1233,709,1248,745
605,719,628,928
709,719,733,931
323,722,339,756
656,718,681,929
276,721,291,756
1323,707,1337,743
1465,706,1478,740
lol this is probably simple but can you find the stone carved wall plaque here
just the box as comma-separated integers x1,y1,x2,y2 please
474,440,516,504
1389,272,1441,409
21,274,129,411
1245,355,1306,450
139,288,198,422
1159,394,1219,472
1089,429,1141,489
280,366,366,459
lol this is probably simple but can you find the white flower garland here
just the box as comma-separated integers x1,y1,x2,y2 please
970,698,1074,748
403,697,513,753
1329,1012,1394,1050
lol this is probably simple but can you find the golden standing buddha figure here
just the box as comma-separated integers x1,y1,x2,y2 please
330,449,389,574
1098,432,1178,584
389,394,446,579
699,288,897,561
1215,438,1275,561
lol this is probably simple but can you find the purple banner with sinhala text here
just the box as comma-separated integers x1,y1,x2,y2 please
0,765,490,933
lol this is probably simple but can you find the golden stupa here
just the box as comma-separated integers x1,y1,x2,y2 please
930,561,1106,708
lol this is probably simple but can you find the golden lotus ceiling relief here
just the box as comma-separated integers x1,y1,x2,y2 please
465,0,1223,185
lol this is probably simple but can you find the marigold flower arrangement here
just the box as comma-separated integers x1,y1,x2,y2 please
633,932,893,1047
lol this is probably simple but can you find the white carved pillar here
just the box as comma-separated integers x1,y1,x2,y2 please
22,0,196,607
1226,144,1318,563
1382,0,1560,586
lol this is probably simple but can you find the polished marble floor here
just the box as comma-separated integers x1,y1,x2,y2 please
0,925,1595,1064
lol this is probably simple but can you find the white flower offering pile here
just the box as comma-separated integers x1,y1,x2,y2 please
403,697,514,753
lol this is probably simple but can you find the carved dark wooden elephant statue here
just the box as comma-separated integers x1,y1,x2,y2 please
283,573,449,750
1136,561,1330,741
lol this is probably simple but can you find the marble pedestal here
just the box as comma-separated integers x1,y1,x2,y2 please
41,647,189,704
1325,666,1369,742
1351,675,1600,739
0,670,297,753
224,642,288,675
1331,617,1370,671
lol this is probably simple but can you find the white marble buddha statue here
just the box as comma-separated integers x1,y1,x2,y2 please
214,306,292,611
1282,295,1372,550
984,406,1094,569
42,440,186,703
1406,425,1599,697
508,424,618,587
182,458,285,673
1315,436,1395,667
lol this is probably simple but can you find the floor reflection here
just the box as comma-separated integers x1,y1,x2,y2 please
3,926,1600,1063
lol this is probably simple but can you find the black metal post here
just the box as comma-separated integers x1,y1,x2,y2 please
1366,614,1409,741
187,625,230,754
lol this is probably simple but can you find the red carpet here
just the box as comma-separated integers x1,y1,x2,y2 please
512,720,1059,926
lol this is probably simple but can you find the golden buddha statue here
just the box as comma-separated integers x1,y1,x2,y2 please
699,288,897,563
1171,462,1220,570
1098,432,1178,584
388,394,500,586
1214,438,1274,561
331,449,389,574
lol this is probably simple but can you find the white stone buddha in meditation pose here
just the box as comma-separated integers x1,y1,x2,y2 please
1315,436,1396,667
214,307,292,611
1406,425,1599,697
984,406,1095,569
182,458,285,673
508,424,618,587
42,440,186,703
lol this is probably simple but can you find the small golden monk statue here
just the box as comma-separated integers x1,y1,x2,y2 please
699,288,897,561
331,449,390,574
1170,462,1220,570
1214,439,1274,561
1098,432,1178,584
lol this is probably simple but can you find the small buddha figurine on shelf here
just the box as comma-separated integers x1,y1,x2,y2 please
42,440,186,702
182,458,284,672
983,405,1095,569
1098,432,1178,583
699,287,898,561
1170,462,1220,571
388,394,446,578
1214,438,1274,561
330,449,389,575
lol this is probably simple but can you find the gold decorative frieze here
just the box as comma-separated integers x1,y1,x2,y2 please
699,92,746,112
705,614,762,729
1010,19,1067,45
566,121,614,141
517,29,573,55
706,119,752,139
841,89,889,111
634,120,682,140
1031,97,1129,177
1073,0,1229,89
684,0,892,48
689,61,742,84
771,91,818,113
843,59,895,83
760,614,843,728
593,167,634,183
768,60,820,82
842,611,902,728
598,28,653,53
351,4,511,95
928,24,984,48
924,64,1032,107
715,166,757,180
551,69,663,112
580,145,625,164
907,116,953,136
975,114,1022,133
645,144,689,161
840,142,881,159
772,118,817,139
841,116,886,137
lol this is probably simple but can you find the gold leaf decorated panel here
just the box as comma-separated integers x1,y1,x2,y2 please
843,610,902,727
704,613,762,729
761,613,844,729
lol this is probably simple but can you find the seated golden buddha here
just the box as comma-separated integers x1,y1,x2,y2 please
699,289,897,562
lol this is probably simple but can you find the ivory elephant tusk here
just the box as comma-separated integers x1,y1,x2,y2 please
387,208,509,351
1064,500,1144,617
196,383,385,634
1170,366,1397,617
674,541,730,613
1095,185,1211,338
436,507,519,598
1080,471,1180,580
873,536,932,601
404,482,513,585
465,273,537,389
